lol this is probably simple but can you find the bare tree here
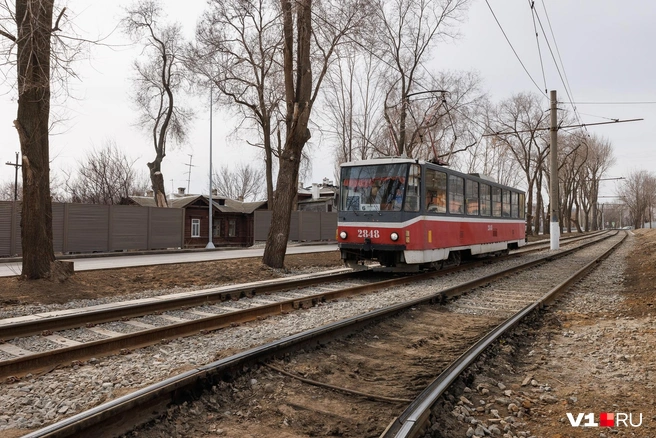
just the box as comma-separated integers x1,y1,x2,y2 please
262,0,367,268
0,1,85,279
212,163,265,201
123,0,193,208
490,93,549,235
63,140,150,204
319,46,386,174
617,170,656,229
579,135,613,231
373,0,470,156
189,0,283,207
403,71,485,162
0,180,22,201
557,131,587,233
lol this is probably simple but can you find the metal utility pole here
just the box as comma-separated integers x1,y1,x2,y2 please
549,90,560,250
206,87,215,249
184,154,195,194
5,152,21,201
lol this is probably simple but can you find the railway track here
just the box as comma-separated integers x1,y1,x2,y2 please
0,231,605,380
18,230,623,437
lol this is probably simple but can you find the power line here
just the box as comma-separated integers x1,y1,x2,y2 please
484,0,547,99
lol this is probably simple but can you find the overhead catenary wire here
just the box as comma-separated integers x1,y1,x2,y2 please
484,0,547,99
484,118,643,137
529,1,585,129
540,0,576,105
527,0,548,95
570,101,656,105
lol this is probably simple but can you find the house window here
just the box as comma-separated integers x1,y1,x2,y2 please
191,218,201,237
228,219,236,237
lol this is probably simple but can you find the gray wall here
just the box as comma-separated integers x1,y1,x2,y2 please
0,201,184,257
254,210,337,242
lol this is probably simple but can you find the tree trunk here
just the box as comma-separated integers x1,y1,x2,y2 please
15,0,56,279
262,150,302,268
262,0,312,269
148,156,168,207
263,119,274,208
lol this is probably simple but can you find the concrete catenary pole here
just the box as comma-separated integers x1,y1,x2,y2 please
206,87,215,249
550,90,560,250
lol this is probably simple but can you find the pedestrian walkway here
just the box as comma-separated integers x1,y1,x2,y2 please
0,244,338,278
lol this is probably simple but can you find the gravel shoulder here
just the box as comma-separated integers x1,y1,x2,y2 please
434,229,656,438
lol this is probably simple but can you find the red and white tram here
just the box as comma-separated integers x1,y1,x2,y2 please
337,157,526,269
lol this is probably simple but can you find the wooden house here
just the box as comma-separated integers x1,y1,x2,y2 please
126,193,267,248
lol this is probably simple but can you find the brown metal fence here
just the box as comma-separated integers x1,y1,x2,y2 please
254,210,337,242
0,201,184,257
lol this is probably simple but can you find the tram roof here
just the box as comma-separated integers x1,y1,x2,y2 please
340,157,418,167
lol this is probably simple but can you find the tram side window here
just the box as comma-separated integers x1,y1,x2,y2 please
404,164,421,212
502,189,511,217
519,193,525,219
448,175,464,215
480,184,491,216
492,187,502,217
511,192,519,218
465,179,479,215
425,169,447,213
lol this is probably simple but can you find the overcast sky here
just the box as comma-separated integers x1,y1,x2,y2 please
1,0,654,199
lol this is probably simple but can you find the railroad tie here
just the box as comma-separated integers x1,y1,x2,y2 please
122,321,157,329
43,334,83,347
0,343,35,357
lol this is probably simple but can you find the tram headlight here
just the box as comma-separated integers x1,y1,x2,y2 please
390,232,399,241
339,231,348,239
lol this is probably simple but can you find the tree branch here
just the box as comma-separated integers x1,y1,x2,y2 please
52,7,67,32
0,27,15,41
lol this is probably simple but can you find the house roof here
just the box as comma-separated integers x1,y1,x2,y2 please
211,198,267,214
128,195,201,209
297,186,338,198
127,195,267,214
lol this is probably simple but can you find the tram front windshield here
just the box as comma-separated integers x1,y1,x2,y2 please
340,164,408,212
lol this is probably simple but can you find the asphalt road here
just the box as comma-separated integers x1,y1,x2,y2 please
0,244,339,278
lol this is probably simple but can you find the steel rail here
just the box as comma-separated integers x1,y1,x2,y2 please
0,231,602,341
0,264,474,378
21,231,620,437
0,269,356,339
381,231,626,438
516,229,606,254
0,231,615,378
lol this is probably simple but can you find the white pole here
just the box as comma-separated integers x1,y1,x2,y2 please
206,87,215,249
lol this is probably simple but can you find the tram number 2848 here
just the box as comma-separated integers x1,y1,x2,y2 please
357,229,380,239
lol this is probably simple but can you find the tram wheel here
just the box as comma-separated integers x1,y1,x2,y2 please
447,251,462,267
